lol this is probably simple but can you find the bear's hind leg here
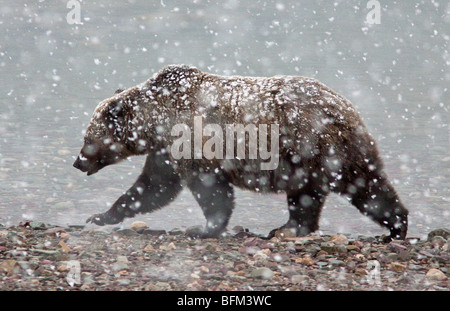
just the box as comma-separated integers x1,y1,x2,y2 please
86,153,182,226
347,174,408,240
187,173,235,238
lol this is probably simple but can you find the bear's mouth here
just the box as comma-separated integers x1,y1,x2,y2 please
86,167,99,176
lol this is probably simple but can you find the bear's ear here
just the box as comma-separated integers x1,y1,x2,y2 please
114,88,124,94
107,101,126,121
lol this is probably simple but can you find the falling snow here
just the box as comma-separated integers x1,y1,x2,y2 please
0,1,448,240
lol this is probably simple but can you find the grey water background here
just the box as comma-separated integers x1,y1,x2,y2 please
0,1,448,239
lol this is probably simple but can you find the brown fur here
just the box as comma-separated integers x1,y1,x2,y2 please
73,65,408,240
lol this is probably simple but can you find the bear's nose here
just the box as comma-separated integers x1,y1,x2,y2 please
73,155,88,172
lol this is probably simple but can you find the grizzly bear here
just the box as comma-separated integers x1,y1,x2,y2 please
73,65,408,240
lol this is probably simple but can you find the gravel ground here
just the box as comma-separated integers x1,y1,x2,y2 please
0,221,448,291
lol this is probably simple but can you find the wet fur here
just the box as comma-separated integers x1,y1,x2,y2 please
74,65,408,240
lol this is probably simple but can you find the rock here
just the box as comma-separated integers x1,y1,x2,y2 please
355,268,367,276
253,249,270,261
238,246,259,256
113,256,129,272
199,266,209,274
243,236,264,247
385,253,398,262
57,263,70,272
329,259,345,267
60,232,71,239
0,259,20,275
389,262,407,272
291,274,310,285
115,229,138,236
43,227,66,236
68,224,85,230
232,226,245,234
352,240,365,249
168,228,184,236
386,242,408,253
330,234,349,245
430,236,446,248
159,242,177,251
130,221,148,231
305,244,321,256
58,240,71,253
142,229,166,236
29,222,46,230
320,242,347,254
284,235,323,244
190,273,200,279
118,278,131,285
273,228,297,239
427,229,450,241
251,267,274,280
295,257,315,266
31,249,59,255
143,244,155,252
316,261,329,269
346,245,361,252
0,230,9,238
426,268,446,281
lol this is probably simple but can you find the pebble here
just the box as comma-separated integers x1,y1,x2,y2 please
143,244,155,252
43,227,66,236
274,228,297,239
389,262,407,272
0,259,20,275
130,221,148,232
320,242,347,254
291,274,310,285
295,257,315,266
386,242,408,254
426,269,447,281
430,236,446,248
330,234,349,245
29,222,46,230
0,222,448,291
169,228,184,236
328,259,345,267
251,267,274,280
427,229,450,241
346,245,360,252
113,261,129,272
142,229,167,236
115,229,138,236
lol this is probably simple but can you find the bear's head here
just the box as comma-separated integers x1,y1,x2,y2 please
73,92,135,175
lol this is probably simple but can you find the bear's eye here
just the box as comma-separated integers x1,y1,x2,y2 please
108,101,125,119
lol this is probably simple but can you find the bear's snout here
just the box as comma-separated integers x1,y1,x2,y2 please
73,156,87,172
73,154,99,175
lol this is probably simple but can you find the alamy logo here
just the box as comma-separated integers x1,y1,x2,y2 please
66,260,81,286
66,0,82,25
366,0,381,24
366,260,381,286
170,117,280,170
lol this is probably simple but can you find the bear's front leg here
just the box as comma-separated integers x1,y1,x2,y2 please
187,173,235,238
86,153,182,226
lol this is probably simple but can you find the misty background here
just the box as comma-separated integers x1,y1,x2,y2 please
0,0,448,239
